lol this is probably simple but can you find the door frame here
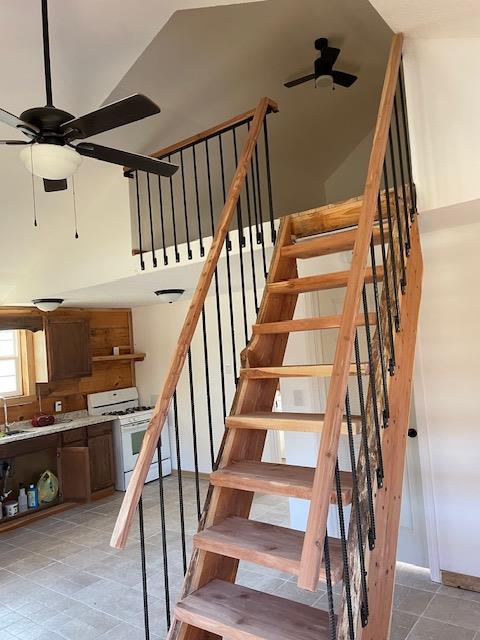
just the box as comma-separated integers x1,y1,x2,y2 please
412,328,441,582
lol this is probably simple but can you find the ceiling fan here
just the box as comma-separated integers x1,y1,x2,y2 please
0,0,178,193
284,37,358,90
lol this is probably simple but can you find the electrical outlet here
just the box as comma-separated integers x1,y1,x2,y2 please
54,401,62,413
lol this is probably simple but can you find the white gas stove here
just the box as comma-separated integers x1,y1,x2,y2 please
87,387,171,491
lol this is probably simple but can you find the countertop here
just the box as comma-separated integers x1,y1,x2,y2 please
0,411,114,446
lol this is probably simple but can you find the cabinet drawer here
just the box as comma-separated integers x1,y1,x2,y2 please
88,422,113,439
2,433,59,458
62,427,87,445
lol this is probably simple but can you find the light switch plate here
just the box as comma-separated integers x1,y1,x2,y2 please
293,389,304,407
54,401,62,412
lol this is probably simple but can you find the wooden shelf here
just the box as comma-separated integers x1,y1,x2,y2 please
0,498,76,533
91,353,146,363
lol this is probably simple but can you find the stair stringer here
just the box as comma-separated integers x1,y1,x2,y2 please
167,216,301,640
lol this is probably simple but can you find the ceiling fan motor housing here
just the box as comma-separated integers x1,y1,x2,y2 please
20,106,74,144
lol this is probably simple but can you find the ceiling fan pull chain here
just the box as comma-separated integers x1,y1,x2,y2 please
30,145,38,228
72,175,79,239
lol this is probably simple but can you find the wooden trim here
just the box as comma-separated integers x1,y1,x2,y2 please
298,33,404,591
91,353,145,363
360,220,423,640
111,97,276,550
441,570,480,594
123,98,278,170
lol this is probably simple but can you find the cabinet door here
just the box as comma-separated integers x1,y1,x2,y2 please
57,447,91,501
88,433,115,493
46,318,92,380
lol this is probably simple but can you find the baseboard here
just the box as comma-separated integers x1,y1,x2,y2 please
442,570,480,594
171,469,210,481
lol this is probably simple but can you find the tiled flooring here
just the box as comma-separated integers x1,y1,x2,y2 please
0,477,479,639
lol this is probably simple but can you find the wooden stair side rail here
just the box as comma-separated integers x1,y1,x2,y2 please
361,220,423,639
297,33,404,591
337,182,407,638
110,97,277,550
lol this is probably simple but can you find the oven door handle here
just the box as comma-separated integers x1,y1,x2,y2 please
121,421,152,434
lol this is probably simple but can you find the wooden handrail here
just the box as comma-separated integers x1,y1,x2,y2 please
123,98,278,171
111,97,276,550
297,34,404,590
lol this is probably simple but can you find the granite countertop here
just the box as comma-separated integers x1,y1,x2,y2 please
0,411,114,446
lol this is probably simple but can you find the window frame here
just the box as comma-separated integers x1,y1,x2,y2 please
0,330,36,404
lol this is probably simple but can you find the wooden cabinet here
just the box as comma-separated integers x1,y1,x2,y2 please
59,421,115,501
35,317,92,382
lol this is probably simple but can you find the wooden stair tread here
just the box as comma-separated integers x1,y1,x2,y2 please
268,266,383,295
282,227,382,259
211,460,352,504
174,578,332,640
240,363,368,379
194,516,343,584
226,411,362,435
252,313,376,335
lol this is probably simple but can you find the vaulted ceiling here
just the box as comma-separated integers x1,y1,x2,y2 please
0,0,392,307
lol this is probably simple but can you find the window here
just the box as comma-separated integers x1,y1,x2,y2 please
0,330,23,397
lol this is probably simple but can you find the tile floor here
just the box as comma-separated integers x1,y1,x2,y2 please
0,476,479,639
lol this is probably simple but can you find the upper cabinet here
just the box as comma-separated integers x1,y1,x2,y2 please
35,317,92,382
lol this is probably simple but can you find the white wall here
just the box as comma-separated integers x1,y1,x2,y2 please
403,37,480,212
415,213,480,577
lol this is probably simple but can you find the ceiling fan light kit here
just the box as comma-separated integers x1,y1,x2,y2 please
0,0,178,196
20,144,82,180
32,298,64,312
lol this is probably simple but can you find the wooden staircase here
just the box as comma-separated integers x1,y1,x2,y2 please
111,33,422,640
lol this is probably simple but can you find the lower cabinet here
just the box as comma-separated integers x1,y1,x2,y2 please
58,421,115,502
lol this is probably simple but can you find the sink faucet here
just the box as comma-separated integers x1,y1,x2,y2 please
0,396,12,434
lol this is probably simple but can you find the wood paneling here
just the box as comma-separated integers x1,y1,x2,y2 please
0,307,135,425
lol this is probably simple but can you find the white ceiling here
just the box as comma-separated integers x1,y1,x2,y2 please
369,0,480,38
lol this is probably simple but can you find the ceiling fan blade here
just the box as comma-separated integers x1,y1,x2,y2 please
331,70,358,88
43,178,68,192
284,73,315,88
62,94,160,141
0,107,39,136
75,142,178,177
0,140,31,145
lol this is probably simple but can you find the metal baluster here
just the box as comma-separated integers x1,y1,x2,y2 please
253,144,268,278
134,171,145,270
262,117,276,244
157,176,168,266
219,133,238,382
192,145,205,257
138,496,150,640
173,391,187,573
345,390,369,627
334,462,355,639
187,348,201,519
168,153,180,262
247,121,262,246
323,534,337,640
399,64,416,219
393,93,411,255
156,437,171,628
180,149,193,260
145,173,157,269
370,236,390,426
233,127,249,345
383,165,401,330
377,196,396,375
244,150,259,314
218,134,232,252
362,285,384,489
205,139,227,418
354,331,376,550
388,129,407,293
201,307,215,468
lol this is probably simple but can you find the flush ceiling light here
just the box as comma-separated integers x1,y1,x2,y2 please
32,298,64,312
20,144,82,180
154,289,184,304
